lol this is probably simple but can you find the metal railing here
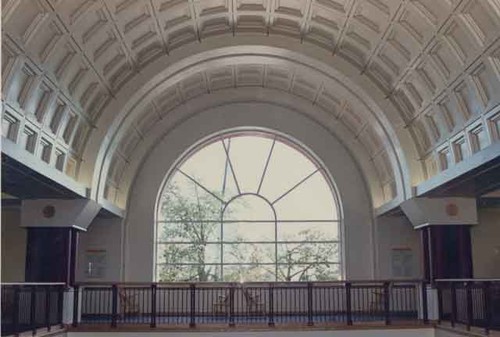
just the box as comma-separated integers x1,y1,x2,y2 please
436,279,500,334
1,283,66,336
73,280,428,328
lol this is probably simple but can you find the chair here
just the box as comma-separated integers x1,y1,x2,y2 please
118,287,140,316
213,293,230,316
370,283,392,313
242,286,265,315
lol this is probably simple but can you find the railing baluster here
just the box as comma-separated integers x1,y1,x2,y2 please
111,285,118,328
346,282,352,326
268,283,275,327
466,281,473,331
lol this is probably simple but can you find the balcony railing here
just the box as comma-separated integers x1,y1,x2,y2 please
436,279,500,334
1,283,66,336
73,280,428,328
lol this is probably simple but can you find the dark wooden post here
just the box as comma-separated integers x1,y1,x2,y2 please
437,283,443,324
72,285,80,327
346,282,352,326
483,282,491,335
268,283,275,327
189,284,196,328
421,281,428,324
12,285,20,335
307,282,314,326
30,285,37,335
450,282,457,327
229,284,235,327
45,286,51,331
466,281,473,331
111,285,118,328
151,284,157,328
384,282,391,325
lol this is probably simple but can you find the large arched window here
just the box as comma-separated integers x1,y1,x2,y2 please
156,130,342,282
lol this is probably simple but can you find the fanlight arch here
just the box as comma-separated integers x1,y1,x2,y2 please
155,129,343,282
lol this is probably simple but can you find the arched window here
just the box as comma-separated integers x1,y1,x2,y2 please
156,131,342,282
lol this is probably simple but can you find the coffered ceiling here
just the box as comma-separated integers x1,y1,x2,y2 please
2,0,500,212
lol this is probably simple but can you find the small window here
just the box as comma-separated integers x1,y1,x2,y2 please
40,139,52,163
35,85,53,123
452,137,468,163
65,156,77,178
62,113,77,143
469,125,489,153
425,155,438,178
2,113,19,141
55,150,65,171
438,147,452,171
21,127,37,153
50,103,66,135
489,113,500,142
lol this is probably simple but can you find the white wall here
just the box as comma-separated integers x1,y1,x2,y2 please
68,328,435,337
124,102,374,282
471,206,500,278
76,216,123,282
1,207,26,282
375,214,423,280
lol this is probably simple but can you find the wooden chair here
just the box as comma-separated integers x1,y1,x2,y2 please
213,293,230,316
370,283,392,313
242,286,265,315
118,287,140,316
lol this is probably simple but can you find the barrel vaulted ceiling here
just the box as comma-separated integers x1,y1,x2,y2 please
2,0,500,213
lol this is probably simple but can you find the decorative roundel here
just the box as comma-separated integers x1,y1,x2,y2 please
445,203,458,216
42,205,56,218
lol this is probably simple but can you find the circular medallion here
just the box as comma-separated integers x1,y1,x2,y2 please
42,205,56,218
445,203,458,216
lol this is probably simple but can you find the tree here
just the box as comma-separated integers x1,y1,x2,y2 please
158,181,339,282
225,229,339,282
157,181,223,282
276,229,339,281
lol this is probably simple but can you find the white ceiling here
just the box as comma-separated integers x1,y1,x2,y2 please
2,0,500,211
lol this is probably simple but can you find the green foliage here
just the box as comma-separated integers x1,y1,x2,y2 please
158,182,223,282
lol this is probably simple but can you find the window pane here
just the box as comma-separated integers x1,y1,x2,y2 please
157,243,221,264
159,173,223,221
226,135,272,193
274,172,337,220
180,140,239,200
223,243,275,263
277,222,339,241
277,242,340,263
158,222,221,242
276,263,340,281
259,141,316,202
157,264,221,282
223,264,276,282
223,222,275,242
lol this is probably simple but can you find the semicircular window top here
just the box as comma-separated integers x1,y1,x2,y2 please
156,131,342,282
